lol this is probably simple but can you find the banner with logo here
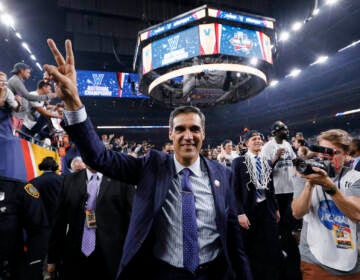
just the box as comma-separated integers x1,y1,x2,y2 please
76,70,147,98
151,26,200,69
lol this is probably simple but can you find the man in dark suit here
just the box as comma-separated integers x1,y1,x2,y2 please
231,131,282,280
47,168,134,280
30,156,63,227
44,39,252,280
350,139,360,171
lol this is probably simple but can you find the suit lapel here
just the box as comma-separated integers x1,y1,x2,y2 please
97,175,110,203
78,170,88,198
153,155,176,214
204,158,226,224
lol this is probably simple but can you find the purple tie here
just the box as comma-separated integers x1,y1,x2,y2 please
81,174,99,256
181,168,199,273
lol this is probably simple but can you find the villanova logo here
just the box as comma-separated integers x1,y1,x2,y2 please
92,74,104,86
203,28,211,36
168,35,180,51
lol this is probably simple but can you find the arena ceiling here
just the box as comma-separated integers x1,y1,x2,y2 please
2,0,360,146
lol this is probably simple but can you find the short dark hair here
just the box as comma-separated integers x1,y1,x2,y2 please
351,139,360,151
162,141,173,149
169,105,205,129
297,139,306,146
37,80,50,89
222,139,232,147
38,156,58,171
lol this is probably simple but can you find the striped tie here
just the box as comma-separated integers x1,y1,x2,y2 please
255,155,264,200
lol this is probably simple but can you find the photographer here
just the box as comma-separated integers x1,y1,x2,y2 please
292,129,360,279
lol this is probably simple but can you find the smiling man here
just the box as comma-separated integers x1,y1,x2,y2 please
231,130,281,280
43,39,252,280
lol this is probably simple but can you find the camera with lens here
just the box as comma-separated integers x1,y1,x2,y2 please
292,158,335,177
309,145,335,156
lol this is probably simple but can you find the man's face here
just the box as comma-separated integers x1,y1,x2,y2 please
246,135,263,153
169,112,205,166
163,143,174,154
276,127,289,140
318,139,346,171
40,84,51,94
224,142,232,154
294,139,302,149
20,69,31,80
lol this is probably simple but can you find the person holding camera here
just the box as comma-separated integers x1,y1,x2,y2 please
292,129,360,279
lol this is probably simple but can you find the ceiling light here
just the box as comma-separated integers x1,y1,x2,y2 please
335,108,360,117
325,0,339,6
36,62,42,71
1,13,15,28
288,68,301,78
15,32,22,39
22,42,31,54
311,55,328,65
291,22,303,31
279,31,290,42
0,2,4,12
97,125,170,129
270,80,279,87
312,8,320,16
30,54,36,61
338,39,360,52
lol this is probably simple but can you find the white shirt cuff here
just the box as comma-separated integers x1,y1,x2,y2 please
63,106,87,125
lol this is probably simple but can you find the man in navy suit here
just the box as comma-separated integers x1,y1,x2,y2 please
350,139,360,171
43,39,252,280
231,130,282,280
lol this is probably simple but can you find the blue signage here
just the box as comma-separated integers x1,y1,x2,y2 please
151,26,200,69
76,70,147,98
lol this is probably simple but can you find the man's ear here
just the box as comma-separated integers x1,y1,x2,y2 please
169,128,173,141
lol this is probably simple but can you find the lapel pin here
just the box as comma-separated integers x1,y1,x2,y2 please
214,180,220,187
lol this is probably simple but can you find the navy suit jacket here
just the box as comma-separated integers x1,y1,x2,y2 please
231,156,278,221
48,169,134,279
30,171,63,226
64,118,252,279
354,161,360,172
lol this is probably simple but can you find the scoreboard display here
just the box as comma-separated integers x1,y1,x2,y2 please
134,5,276,107
77,70,147,98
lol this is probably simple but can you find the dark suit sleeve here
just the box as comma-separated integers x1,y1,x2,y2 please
19,185,48,263
64,118,143,185
47,180,68,265
230,157,245,215
267,160,279,211
227,169,253,280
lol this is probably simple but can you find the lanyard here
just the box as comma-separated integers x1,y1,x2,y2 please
321,168,344,221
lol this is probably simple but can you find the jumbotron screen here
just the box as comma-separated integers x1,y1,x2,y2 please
142,23,272,74
76,70,148,98
134,5,276,107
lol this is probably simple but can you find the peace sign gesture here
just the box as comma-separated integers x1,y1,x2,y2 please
44,39,83,111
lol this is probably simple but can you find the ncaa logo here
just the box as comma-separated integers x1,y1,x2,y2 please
168,35,180,51
92,74,104,86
